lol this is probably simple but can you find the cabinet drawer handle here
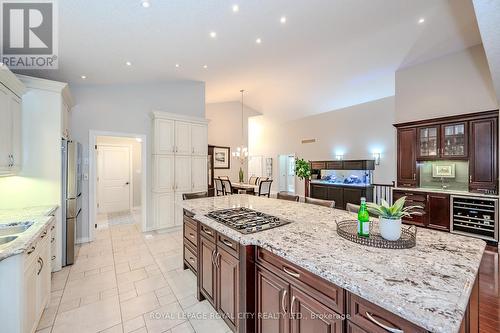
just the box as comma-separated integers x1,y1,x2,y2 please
189,257,195,264
221,239,233,248
211,249,216,265
281,290,287,313
27,246,35,255
37,257,44,275
40,231,47,238
290,296,297,318
189,233,195,239
203,228,213,236
283,266,300,278
365,312,403,333
215,252,221,269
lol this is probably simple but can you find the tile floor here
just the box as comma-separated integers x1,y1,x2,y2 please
36,211,231,333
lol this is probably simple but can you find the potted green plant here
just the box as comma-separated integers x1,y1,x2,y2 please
367,197,420,241
295,158,311,180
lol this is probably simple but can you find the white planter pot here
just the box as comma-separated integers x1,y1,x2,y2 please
379,217,402,241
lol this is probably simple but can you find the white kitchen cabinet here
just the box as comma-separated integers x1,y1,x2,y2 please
152,192,175,229
150,111,208,231
0,219,53,333
192,156,208,192
0,67,25,176
175,156,192,192
191,124,208,156
154,119,175,154
0,84,12,173
175,121,192,155
153,155,175,192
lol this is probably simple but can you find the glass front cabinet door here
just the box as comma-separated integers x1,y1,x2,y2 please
417,126,439,159
441,122,467,158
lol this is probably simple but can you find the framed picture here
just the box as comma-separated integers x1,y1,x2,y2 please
432,164,455,178
214,146,230,169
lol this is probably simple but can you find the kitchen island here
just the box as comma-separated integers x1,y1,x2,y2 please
179,194,485,333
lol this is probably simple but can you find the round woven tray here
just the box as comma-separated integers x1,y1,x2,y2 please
336,220,417,249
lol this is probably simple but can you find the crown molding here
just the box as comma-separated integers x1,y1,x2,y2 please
0,65,25,97
151,110,208,124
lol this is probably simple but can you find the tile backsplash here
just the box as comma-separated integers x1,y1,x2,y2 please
419,160,469,191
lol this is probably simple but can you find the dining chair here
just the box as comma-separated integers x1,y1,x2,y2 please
214,178,225,196
346,203,360,213
248,176,259,185
219,176,230,180
182,191,208,200
277,192,299,202
221,179,233,195
257,180,273,197
258,177,269,184
305,197,335,208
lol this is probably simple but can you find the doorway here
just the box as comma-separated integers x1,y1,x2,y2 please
89,131,146,239
278,154,296,193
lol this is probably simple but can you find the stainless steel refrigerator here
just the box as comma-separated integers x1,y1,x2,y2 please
61,139,82,266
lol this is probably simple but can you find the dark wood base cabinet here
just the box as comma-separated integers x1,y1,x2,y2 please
185,211,479,333
310,183,373,210
393,189,450,231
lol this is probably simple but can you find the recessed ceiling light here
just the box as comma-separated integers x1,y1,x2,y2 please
209,31,217,38
125,61,132,66
80,75,87,80
232,4,239,12
141,0,150,8
280,16,287,24
418,18,425,24
175,63,180,68
203,65,208,69
256,38,262,44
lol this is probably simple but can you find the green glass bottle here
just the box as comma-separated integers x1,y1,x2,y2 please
357,197,370,237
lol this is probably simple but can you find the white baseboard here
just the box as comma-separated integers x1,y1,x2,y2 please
76,237,91,244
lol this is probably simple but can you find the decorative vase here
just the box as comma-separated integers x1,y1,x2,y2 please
379,217,402,241
239,167,244,183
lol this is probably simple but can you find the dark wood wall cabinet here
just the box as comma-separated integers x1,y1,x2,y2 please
393,189,450,231
185,210,478,333
394,110,499,194
310,183,373,209
310,159,375,171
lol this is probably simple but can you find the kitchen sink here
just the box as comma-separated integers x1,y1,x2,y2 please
0,235,18,245
0,222,33,237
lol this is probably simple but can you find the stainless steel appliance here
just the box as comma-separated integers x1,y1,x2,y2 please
61,139,82,266
451,195,498,242
206,207,291,234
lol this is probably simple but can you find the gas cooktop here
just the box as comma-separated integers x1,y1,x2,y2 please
206,207,291,234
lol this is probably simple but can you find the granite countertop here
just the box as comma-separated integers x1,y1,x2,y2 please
394,186,499,199
178,195,485,333
310,180,373,187
0,205,58,262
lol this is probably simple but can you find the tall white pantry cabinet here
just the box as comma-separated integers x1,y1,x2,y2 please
151,111,208,231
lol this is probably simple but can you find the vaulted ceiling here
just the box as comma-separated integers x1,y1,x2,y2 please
17,0,482,120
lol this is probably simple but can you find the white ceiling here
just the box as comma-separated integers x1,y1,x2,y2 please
17,0,482,120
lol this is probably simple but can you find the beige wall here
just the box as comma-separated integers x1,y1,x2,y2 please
206,101,260,182
249,96,396,197
96,136,142,208
395,44,498,123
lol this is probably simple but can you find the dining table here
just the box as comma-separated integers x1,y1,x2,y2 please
231,182,259,194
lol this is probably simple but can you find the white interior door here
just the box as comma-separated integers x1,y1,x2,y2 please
278,155,287,192
97,145,131,213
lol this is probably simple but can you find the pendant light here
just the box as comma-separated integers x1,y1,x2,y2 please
232,89,249,160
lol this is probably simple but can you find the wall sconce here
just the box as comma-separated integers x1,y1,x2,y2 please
373,152,381,165
335,153,344,161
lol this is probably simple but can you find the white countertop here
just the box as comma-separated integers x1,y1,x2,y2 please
0,205,58,261
178,195,485,333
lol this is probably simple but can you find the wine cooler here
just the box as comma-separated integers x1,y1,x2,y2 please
451,195,498,242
